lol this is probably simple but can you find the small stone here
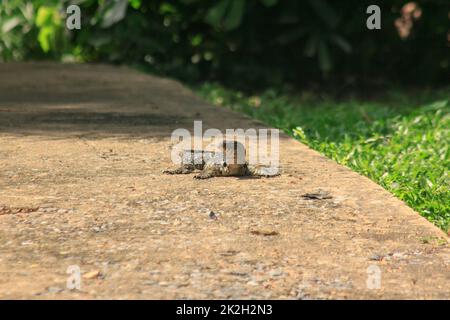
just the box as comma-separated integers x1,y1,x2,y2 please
369,254,383,261
392,252,407,259
250,230,279,236
209,211,218,220
83,270,101,279
47,286,63,294
149,270,161,275
219,250,239,257
225,270,248,277
301,190,332,200
269,269,284,277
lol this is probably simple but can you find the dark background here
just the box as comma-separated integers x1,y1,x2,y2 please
1,0,449,92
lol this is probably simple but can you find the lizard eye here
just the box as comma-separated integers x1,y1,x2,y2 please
223,162,227,167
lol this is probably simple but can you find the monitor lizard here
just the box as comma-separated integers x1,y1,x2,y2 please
163,140,280,179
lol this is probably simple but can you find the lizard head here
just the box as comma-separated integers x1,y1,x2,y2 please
218,140,246,165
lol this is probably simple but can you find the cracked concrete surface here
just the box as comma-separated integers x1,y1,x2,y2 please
0,63,448,299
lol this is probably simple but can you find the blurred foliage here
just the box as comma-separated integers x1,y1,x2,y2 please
0,0,37,61
0,0,449,88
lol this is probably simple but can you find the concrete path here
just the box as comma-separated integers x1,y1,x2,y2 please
0,63,448,299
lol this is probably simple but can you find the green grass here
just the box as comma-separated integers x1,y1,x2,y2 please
195,84,450,232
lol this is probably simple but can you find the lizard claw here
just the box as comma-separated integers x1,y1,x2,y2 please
163,167,194,175
194,174,212,180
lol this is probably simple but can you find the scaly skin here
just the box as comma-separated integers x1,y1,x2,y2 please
163,141,280,179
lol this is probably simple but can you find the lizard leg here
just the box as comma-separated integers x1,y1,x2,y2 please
193,170,215,180
163,164,195,175
247,165,280,177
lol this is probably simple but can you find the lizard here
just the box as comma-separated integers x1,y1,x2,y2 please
163,140,280,179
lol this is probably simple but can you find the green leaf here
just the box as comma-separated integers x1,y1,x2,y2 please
36,7,56,27
87,34,113,47
101,0,129,28
2,17,21,33
304,34,318,57
204,0,229,27
223,0,245,31
318,40,332,72
205,0,246,31
159,3,177,15
35,6,61,53
129,0,141,10
275,27,308,44
179,0,201,4
38,27,52,52
329,34,352,53
307,0,340,28
260,0,278,8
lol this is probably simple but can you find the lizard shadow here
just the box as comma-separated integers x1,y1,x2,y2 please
234,175,279,180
